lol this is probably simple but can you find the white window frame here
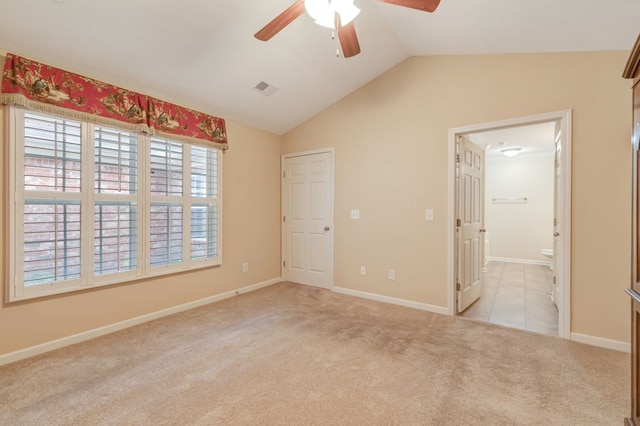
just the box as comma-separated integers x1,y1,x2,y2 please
7,106,223,302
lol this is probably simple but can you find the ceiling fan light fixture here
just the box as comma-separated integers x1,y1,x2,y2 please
304,0,360,29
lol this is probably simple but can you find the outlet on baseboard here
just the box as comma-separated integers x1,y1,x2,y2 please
242,262,249,273
360,266,366,275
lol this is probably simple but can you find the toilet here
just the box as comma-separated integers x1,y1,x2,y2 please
541,249,553,270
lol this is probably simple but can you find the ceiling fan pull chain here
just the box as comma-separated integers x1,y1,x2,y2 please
334,10,341,57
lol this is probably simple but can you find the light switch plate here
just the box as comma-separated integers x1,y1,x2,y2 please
426,209,434,221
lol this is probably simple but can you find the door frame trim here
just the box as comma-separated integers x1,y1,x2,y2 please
447,110,572,339
281,148,336,288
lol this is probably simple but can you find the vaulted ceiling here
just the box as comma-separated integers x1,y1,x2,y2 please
0,0,638,135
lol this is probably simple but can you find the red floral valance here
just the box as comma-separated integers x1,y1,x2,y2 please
0,53,228,149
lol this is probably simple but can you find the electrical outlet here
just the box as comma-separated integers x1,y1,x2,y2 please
360,266,366,275
388,269,396,280
242,262,249,273
351,209,360,220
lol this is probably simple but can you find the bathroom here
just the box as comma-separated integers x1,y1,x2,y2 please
461,122,558,336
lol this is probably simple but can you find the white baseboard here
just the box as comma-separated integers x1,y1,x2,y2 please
487,256,551,266
332,287,449,316
570,332,630,353
0,277,282,367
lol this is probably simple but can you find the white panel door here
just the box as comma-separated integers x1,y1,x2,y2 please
282,151,334,288
457,137,485,312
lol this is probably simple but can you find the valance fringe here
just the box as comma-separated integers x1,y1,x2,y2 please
1,93,229,150
152,129,230,151
0,93,150,134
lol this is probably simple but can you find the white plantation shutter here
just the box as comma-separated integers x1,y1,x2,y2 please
150,204,183,266
94,202,138,275
94,126,139,277
9,107,222,301
191,146,217,198
149,137,184,267
23,112,82,192
23,201,82,286
22,113,83,287
150,138,183,196
190,204,217,260
190,146,218,260
94,126,137,194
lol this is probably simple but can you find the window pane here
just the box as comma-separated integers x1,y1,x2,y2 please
150,138,183,196
191,204,217,260
24,201,81,286
150,204,183,266
24,113,81,192
95,127,137,194
94,202,137,275
11,108,223,301
191,146,217,198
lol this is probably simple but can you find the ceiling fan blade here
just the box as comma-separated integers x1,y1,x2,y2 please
376,0,441,13
254,0,306,41
339,21,361,58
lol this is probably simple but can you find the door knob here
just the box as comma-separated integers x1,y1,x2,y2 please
324,226,330,231
553,232,560,237
480,228,486,233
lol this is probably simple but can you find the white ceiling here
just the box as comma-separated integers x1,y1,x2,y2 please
0,0,638,135
468,122,556,161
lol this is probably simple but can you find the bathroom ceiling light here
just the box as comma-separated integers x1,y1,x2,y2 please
500,147,522,157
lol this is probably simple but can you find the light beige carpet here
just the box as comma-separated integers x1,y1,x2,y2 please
0,282,629,425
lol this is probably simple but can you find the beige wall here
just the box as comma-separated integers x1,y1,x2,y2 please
485,155,554,262
0,108,283,355
282,52,632,343
1,50,633,356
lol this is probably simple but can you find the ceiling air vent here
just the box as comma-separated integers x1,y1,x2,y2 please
254,81,278,96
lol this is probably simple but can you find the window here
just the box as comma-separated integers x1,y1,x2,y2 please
8,107,222,301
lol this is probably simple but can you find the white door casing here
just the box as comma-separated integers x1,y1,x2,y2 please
456,136,485,312
552,122,562,306
447,110,572,339
282,150,334,289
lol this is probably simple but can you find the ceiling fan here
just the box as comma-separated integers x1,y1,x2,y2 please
254,0,441,58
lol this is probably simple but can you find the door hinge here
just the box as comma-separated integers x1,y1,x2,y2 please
283,171,286,178
553,276,556,284
456,154,461,163
456,282,461,291
283,216,286,223
554,218,557,226
283,260,286,267
456,218,461,227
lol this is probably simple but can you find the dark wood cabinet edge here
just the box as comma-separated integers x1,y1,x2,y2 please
625,32,640,425
623,33,640,81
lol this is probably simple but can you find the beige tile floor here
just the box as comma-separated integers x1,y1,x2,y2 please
460,261,559,336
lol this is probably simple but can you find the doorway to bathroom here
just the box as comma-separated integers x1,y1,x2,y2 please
448,110,572,339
